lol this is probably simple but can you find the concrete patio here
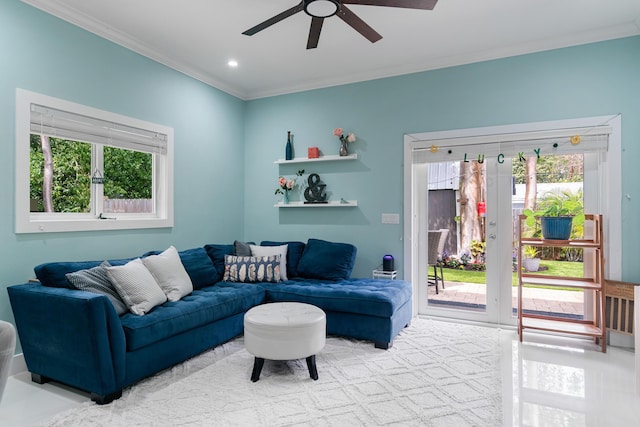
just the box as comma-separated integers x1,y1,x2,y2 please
427,281,584,317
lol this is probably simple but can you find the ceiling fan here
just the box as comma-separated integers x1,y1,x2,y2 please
242,0,438,49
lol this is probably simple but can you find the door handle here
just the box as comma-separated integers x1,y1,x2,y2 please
488,234,496,240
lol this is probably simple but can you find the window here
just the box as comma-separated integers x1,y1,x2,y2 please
16,89,174,233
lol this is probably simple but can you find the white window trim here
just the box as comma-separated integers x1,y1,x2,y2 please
15,88,174,233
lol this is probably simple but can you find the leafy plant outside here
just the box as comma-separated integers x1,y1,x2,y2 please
523,189,585,229
523,245,539,259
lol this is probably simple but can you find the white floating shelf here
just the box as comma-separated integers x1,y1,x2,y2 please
274,154,357,164
275,200,358,208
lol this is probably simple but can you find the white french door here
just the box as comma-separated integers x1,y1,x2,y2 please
412,151,513,324
404,116,621,326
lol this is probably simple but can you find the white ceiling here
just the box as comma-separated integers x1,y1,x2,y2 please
23,0,640,100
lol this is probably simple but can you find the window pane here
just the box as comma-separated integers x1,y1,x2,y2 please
103,146,153,214
29,135,91,213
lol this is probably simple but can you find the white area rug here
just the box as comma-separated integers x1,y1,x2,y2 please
40,318,503,426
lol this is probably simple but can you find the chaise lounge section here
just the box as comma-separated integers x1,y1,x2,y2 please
7,238,412,404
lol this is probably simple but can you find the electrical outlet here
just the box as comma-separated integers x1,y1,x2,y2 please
381,213,400,224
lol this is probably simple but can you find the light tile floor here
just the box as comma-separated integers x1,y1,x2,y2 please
1,326,639,426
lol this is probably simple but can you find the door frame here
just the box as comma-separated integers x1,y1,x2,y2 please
403,115,622,324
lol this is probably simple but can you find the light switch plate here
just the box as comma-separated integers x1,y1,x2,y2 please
381,213,400,224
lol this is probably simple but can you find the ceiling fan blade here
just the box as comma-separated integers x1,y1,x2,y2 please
337,5,382,44
242,2,304,36
342,0,438,10
307,17,324,49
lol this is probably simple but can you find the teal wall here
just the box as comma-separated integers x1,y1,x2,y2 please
244,36,640,279
0,1,246,332
2,0,639,345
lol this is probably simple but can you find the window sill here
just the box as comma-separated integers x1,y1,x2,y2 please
16,217,173,234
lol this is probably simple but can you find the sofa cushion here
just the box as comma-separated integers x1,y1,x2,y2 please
260,241,305,278
222,255,281,283
65,261,128,315
250,244,288,281
143,247,218,290
107,258,167,316
141,246,193,302
296,239,357,281
34,257,134,288
204,244,233,282
119,282,266,351
263,278,412,318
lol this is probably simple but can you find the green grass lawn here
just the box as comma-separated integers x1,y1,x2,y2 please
440,260,584,289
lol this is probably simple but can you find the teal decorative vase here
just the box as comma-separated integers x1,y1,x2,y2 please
283,191,289,205
285,131,292,160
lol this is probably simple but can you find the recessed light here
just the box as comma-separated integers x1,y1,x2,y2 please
228,59,238,68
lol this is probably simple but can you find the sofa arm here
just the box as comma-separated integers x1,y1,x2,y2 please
7,283,126,398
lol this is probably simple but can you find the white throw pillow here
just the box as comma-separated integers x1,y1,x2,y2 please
142,246,194,302
250,244,288,281
107,258,167,315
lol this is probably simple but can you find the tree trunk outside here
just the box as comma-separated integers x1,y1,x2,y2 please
524,156,537,211
459,161,484,253
41,135,54,212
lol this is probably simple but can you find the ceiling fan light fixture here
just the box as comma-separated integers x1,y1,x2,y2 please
304,0,340,18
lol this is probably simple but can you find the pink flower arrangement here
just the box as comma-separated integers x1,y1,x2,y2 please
275,177,295,194
275,170,305,195
333,128,356,144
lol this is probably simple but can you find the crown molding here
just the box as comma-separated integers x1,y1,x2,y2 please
21,1,640,101
247,23,640,100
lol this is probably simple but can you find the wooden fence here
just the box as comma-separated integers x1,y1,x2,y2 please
103,199,152,213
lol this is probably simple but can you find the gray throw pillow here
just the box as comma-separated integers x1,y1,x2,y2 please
66,261,128,315
233,240,252,256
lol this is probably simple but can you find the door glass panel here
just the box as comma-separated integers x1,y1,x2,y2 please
427,160,487,313
512,154,585,320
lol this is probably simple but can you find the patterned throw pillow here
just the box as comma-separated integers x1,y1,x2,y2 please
66,261,128,315
223,255,281,283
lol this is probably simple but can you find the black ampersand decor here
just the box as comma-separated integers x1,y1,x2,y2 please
303,173,328,204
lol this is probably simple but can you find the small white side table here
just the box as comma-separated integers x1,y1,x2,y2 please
372,270,397,280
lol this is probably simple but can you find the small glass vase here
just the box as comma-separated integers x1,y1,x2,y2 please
339,140,348,156
282,191,290,204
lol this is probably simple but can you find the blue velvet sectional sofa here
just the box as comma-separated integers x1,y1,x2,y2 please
7,239,412,404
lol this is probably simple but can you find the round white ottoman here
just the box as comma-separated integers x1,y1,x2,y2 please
244,302,326,382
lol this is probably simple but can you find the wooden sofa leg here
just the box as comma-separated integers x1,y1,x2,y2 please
374,341,393,350
31,373,51,384
91,389,122,405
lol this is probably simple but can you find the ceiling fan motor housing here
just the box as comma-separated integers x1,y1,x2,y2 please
304,0,340,18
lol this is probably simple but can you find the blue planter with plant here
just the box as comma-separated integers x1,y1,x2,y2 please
540,216,573,240
524,190,585,240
